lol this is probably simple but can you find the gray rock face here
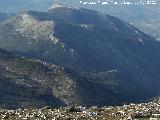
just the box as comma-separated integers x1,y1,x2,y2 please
0,6,160,107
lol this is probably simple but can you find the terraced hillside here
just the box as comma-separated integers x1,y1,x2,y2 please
0,49,78,108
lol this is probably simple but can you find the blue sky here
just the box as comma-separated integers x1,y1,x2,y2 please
0,0,54,13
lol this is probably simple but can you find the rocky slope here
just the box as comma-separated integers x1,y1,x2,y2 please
0,48,128,108
0,6,160,107
0,98,160,120
0,48,80,108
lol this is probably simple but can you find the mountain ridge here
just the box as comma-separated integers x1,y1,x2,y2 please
0,6,160,107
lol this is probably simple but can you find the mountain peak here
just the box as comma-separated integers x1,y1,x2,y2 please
49,3,68,10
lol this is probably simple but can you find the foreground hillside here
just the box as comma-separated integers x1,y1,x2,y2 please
0,49,80,108
0,98,160,120
0,48,131,108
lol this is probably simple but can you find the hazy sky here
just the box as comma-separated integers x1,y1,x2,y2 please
0,0,54,13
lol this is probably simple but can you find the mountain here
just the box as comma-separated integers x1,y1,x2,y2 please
1,0,160,40
1,6,160,107
53,0,160,40
1,0,160,41
54,0,160,20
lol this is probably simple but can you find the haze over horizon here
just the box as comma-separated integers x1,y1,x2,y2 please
0,0,54,13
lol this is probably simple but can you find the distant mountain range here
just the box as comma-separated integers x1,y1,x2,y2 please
0,5,160,108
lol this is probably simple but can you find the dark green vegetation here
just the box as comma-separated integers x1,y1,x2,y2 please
0,6,160,108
